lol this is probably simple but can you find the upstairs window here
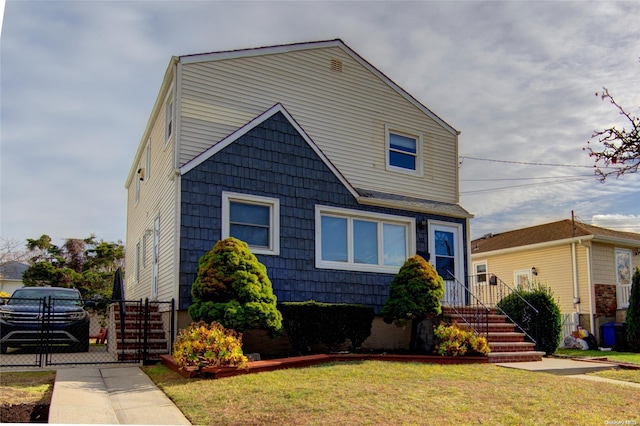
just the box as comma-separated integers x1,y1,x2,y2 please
222,192,280,255
386,125,423,175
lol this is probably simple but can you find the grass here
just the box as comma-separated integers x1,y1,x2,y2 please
0,371,55,406
589,369,640,384
143,361,640,426
554,348,640,365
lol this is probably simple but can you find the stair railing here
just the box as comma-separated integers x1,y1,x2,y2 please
470,274,539,345
442,271,490,340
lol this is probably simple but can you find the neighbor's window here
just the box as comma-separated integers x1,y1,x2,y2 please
514,269,531,289
386,125,423,175
222,192,280,255
474,262,487,284
316,205,415,272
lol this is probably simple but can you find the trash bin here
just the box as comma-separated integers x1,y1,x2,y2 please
613,323,628,351
600,322,616,348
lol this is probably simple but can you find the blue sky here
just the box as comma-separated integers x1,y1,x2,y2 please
1,1,639,248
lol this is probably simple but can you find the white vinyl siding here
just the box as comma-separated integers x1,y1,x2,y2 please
125,78,179,303
178,47,458,204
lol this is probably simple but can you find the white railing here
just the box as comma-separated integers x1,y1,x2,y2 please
618,284,631,309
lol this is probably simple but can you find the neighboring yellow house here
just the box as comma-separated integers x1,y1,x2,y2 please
470,219,640,345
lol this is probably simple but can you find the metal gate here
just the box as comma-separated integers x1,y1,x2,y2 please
0,297,174,368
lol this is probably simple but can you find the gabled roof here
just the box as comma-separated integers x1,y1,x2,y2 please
0,262,29,280
472,219,640,254
179,39,459,136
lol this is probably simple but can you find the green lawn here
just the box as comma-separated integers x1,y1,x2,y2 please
143,361,640,426
554,348,640,365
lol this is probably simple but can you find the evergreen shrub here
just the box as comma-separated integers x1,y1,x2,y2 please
496,282,561,355
626,267,640,352
278,301,375,354
188,238,282,337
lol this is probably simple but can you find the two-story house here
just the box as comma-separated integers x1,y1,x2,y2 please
125,39,473,349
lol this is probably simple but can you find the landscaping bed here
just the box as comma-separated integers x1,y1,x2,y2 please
161,352,488,379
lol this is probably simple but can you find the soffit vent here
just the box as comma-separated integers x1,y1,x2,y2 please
330,58,343,73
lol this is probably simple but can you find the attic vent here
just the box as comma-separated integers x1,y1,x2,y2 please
330,58,343,73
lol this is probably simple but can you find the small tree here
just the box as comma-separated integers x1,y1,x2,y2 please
626,267,640,352
381,255,444,351
188,238,283,337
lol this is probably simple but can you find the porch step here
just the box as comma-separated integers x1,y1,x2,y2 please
488,342,536,353
443,306,542,363
488,351,545,363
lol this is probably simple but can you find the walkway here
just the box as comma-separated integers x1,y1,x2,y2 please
48,366,190,425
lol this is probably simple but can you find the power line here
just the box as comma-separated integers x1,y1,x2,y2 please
461,174,593,182
459,156,615,169
460,176,591,195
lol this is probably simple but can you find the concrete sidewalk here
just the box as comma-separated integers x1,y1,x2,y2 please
48,366,191,425
496,356,618,375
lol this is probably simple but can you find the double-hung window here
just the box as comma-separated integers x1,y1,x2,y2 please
222,192,280,255
316,205,415,273
386,125,423,175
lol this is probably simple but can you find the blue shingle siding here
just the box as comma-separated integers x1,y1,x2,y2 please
179,112,466,312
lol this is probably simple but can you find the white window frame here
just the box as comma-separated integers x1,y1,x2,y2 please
315,205,415,273
385,124,423,176
164,90,174,146
222,191,280,256
514,269,531,289
473,261,488,285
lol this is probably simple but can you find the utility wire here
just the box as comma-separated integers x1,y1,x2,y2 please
460,176,591,195
461,174,593,182
459,156,616,169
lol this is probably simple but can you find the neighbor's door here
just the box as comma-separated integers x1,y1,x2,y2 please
429,222,463,305
151,216,159,300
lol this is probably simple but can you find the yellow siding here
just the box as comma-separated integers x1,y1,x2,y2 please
125,86,179,303
179,46,458,204
474,244,579,314
591,243,616,284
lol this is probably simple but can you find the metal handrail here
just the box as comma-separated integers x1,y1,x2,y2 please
469,274,539,344
443,271,490,340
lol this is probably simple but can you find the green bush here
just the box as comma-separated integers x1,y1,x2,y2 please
278,301,375,354
496,282,561,355
626,267,640,352
172,321,248,369
381,255,444,325
188,238,283,337
434,322,491,356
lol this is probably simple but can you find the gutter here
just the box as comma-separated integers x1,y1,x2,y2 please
472,235,595,258
580,240,596,334
571,242,580,314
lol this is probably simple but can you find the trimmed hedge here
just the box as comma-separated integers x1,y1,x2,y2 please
496,283,561,355
278,301,375,354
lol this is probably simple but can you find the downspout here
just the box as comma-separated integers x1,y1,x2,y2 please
580,240,595,334
571,242,580,314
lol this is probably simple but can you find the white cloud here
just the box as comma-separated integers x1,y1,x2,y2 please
1,1,639,245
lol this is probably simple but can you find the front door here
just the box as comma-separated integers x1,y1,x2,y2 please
429,222,463,304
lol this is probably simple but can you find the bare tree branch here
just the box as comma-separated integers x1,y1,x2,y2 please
585,88,640,182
